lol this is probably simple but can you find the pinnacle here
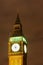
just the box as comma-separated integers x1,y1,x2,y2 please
15,13,20,24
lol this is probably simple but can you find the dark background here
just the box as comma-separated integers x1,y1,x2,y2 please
0,0,43,65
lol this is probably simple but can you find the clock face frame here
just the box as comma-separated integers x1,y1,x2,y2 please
8,41,23,55
24,45,27,53
11,43,20,52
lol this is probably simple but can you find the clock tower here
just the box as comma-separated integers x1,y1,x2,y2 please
8,13,27,65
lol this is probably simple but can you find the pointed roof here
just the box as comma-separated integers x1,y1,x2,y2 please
11,13,23,36
15,13,21,24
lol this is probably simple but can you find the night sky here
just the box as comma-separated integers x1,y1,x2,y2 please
0,0,43,65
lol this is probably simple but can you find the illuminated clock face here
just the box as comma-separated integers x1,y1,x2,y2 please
24,45,27,53
11,43,20,52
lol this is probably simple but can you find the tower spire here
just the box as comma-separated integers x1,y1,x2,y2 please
15,13,20,24
12,13,23,36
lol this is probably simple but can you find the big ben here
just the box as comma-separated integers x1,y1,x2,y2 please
8,13,28,65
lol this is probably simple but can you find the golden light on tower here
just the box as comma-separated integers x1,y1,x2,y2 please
8,13,28,65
